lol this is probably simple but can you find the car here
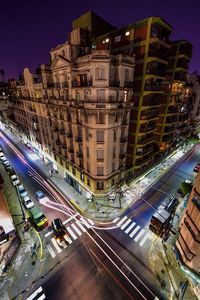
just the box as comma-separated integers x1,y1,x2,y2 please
1,156,7,162
52,218,69,245
10,174,20,186
22,196,34,209
165,196,179,214
8,167,15,176
2,160,10,166
35,191,49,203
0,225,9,245
196,161,200,166
18,184,28,198
5,165,12,172
193,165,200,173
0,152,4,158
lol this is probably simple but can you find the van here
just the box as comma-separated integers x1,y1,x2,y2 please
28,206,48,229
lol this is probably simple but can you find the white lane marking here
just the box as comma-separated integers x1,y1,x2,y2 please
51,238,62,253
71,224,82,236
80,217,91,229
37,294,46,300
66,226,77,240
117,216,128,227
61,241,67,249
76,220,86,232
129,225,140,238
121,219,132,230
113,217,120,223
45,231,52,238
64,235,72,244
139,233,150,247
63,213,79,225
87,219,95,225
125,222,136,234
26,286,43,300
47,244,56,258
134,229,145,242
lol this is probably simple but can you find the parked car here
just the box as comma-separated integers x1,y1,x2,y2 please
0,225,9,245
165,196,179,214
0,152,4,158
1,157,7,162
5,165,12,172
22,196,34,209
193,165,200,173
2,160,10,167
8,168,16,176
35,191,49,203
18,184,28,199
10,174,20,186
52,218,69,245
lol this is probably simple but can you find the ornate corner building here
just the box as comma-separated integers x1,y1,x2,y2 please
7,11,193,198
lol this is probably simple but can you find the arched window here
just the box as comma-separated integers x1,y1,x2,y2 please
95,66,105,80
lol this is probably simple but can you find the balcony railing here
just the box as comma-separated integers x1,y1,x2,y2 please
146,69,166,77
144,84,163,91
109,80,120,87
71,80,93,87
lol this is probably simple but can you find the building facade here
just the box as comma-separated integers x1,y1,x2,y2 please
8,11,193,197
176,171,200,276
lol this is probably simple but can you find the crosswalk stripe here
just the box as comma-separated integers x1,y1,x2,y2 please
125,222,136,234
47,244,56,258
51,238,62,253
117,216,128,227
129,225,141,238
37,294,46,300
113,217,119,223
139,233,150,247
45,231,52,238
76,220,86,232
66,226,77,240
65,235,72,244
80,217,91,229
121,219,132,230
63,213,79,225
87,219,95,225
71,224,82,236
26,287,43,300
134,229,145,242
61,241,67,249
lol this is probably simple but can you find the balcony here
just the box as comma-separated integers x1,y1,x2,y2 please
71,79,93,87
137,137,154,145
68,148,74,153
75,136,82,143
135,157,152,168
140,125,156,133
56,140,61,146
119,153,126,159
148,49,168,61
136,146,153,156
109,80,120,87
144,84,163,91
60,82,68,88
124,81,133,88
76,151,83,158
120,137,127,143
66,132,73,138
146,68,166,77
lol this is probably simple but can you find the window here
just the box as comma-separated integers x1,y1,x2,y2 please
95,67,105,80
125,69,129,81
87,177,90,186
97,181,104,190
115,35,121,43
125,31,130,36
87,162,90,172
96,131,104,142
97,149,104,161
97,167,104,176
114,130,117,141
112,163,115,172
72,167,76,176
86,147,89,158
113,147,116,158
80,173,84,181
97,113,105,124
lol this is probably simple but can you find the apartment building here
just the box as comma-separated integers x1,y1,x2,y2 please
10,18,135,197
176,171,200,276
9,11,193,197
95,16,193,175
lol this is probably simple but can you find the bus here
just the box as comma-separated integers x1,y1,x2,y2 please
28,206,48,229
149,207,172,237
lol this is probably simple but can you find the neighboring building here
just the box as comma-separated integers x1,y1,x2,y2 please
187,72,200,123
7,11,193,197
95,16,193,175
176,171,200,277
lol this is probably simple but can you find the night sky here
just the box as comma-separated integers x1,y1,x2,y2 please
1,0,199,79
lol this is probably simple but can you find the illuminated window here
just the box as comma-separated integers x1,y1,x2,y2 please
125,31,130,36
115,35,121,43
105,38,109,43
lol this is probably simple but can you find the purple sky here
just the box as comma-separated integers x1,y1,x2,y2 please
0,0,199,79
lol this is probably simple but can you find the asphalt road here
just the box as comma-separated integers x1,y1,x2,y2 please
0,129,199,300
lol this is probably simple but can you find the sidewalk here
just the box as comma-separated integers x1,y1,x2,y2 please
1,126,195,222
149,196,198,300
0,161,43,299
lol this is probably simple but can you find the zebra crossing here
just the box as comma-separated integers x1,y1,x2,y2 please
26,286,46,300
113,216,151,247
46,217,94,258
